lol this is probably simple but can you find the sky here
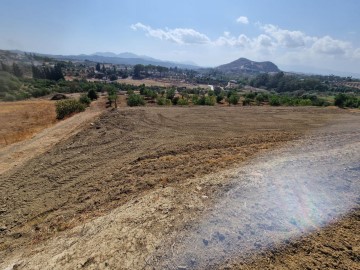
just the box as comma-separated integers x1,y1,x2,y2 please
1,0,360,76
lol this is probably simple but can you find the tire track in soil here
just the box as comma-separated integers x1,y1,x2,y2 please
0,106,356,269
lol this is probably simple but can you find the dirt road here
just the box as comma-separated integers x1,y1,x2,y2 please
0,106,359,269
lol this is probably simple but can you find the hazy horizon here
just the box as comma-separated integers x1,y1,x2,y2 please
1,0,360,76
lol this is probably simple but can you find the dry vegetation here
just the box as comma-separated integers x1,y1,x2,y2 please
0,100,56,147
118,77,209,89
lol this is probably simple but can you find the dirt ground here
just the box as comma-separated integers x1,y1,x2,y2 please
0,106,359,269
0,100,57,147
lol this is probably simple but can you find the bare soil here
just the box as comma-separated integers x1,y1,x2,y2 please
0,106,359,269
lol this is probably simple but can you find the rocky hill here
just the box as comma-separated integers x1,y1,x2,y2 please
217,58,280,75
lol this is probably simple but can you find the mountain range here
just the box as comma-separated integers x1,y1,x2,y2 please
51,52,200,70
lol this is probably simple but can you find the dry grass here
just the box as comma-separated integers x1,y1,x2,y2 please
0,100,57,147
117,78,209,89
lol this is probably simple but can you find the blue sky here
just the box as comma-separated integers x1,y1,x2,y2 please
1,0,360,75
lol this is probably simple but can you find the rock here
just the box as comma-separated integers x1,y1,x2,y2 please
201,195,208,199
203,239,209,246
0,225,7,232
177,266,187,270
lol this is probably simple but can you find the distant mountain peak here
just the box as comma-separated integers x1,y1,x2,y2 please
217,57,280,74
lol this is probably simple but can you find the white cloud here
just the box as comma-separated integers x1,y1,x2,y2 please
215,33,251,47
255,34,273,48
130,23,210,45
262,24,313,48
131,21,360,73
236,16,249,24
311,36,351,55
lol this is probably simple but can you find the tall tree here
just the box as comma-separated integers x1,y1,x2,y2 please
96,63,101,72
12,63,23,77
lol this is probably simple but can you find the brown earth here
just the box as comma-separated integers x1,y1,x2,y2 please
0,106,359,269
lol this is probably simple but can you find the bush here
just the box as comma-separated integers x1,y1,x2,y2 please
87,89,98,100
3,93,16,101
172,96,179,105
177,98,189,106
269,95,281,106
127,93,145,106
56,99,86,119
298,99,312,106
204,95,216,106
166,88,176,100
227,93,240,105
334,93,359,108
157,97,172,106
216,93,224,103
243,98,252,106
79,94,91,106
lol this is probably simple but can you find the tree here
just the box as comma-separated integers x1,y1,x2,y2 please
12,63,23,77
133,64,144,79
96,63,101,72
32,65,45,79
1,62,10,72
52,63,64,81
227,92,240,105
106,85,118,108
166,88,176,100
87,89,98,100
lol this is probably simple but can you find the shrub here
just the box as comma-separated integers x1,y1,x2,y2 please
334,93,359,108
269,95,281,106
79,94,91,106
31,87,50,98
56,99,86,119
3,93,16,101
157,97,172,106
243,98,252,106
298,99,312,106
216,93,224,103
244,92,257,99
204,95,216,106
166,88,176,100
255,93,268,103
127,93,145,106
172,96,179,105
334,93,347,108
87,89,98,100
177,98,189,106
227,93,240,105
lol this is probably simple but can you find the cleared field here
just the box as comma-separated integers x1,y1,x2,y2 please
118,77,209,89
1,106,358,269
0,100,56,147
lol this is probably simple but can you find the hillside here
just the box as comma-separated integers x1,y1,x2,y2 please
217,58,280,75
0,71,22,100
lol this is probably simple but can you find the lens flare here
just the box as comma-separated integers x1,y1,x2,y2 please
156,126,360,269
